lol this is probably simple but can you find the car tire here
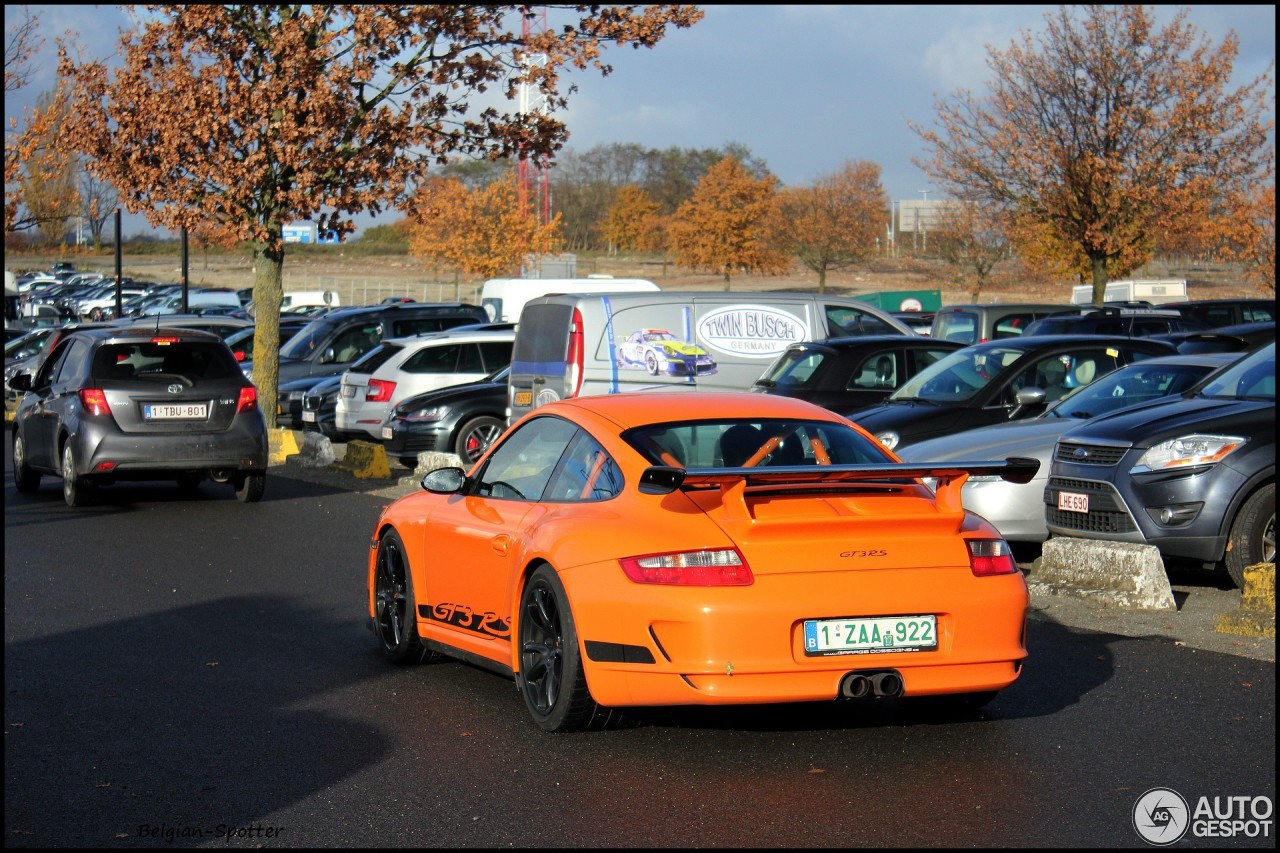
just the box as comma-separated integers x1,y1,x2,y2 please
454,415,505,465
234,471,266,503
1224,483,1275,590
372,530,440,665
12,432,41,493
61,442,90,508
644,352,659,375
517,564,626,732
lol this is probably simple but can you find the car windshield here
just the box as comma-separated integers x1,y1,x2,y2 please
624,418,893,469
889,345,1025,402
1046,360,1228,420
279,316,337,358
753,348,825,390
1193,343,1275,402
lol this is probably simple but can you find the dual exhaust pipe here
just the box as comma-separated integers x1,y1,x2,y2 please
840,669,903,700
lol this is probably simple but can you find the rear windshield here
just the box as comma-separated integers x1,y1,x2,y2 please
349,343,402,374
624,418,892,469
90,341,242,382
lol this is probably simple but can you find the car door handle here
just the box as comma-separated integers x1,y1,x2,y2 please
491,534,513,555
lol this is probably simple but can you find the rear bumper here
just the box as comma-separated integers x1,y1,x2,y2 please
77,424,268,476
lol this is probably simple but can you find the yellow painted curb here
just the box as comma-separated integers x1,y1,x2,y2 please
1214,562,1276,639
268,428,302,465
344,440,392,479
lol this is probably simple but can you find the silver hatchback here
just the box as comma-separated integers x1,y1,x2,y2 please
9,326,269,506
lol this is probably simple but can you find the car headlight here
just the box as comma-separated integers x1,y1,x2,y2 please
875,431,899,451
398,405,446,423
1131,434,1246,473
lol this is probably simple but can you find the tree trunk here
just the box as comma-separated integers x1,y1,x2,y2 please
250,240,285,428
722,268,731,292
817,267,827,294
1089,254,1109,304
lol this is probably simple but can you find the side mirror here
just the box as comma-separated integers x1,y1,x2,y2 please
421,467,466,494
8,373,32,392
317,346,336,364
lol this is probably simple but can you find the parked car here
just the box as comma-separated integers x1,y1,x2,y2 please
897,353,1241,543
750,335,964,413
1022,306,1207,337
222,317,312,363
298,375,349,440
1153,321,1276,355
336,327,514,440
929,302,1076,345
110,314,252,341
365,390,1038,731
892,311,935,335
846,335,1178,451
243,301,489,386
9,325,269,506
381,364,510,467
1045,342,1275,589
1157,298,1275,328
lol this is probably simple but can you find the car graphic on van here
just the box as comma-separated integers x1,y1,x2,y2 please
616,328,717,376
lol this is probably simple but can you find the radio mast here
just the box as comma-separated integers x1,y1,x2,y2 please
516,7,551,226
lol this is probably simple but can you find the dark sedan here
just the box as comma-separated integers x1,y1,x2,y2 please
9,326,269,505
751,335,963,413
1046,342,1274,589
846,335,1178,452
382,364,509,467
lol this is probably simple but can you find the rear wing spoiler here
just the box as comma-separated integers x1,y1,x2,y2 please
638,457,1040,514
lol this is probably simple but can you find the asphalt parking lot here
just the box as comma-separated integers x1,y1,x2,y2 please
276,434,1275,663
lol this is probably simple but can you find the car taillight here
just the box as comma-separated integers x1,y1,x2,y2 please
619,548,753,586
566,307,584,399
236,386,258,413
366,378,397,403
78,388,111,416
968,539,1018,576
234,351,246,362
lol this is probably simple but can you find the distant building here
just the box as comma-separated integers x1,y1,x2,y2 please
283,223,318,244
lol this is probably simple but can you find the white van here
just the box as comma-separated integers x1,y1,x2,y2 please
282,290,341,311
507,291,913,422
480,276,659,323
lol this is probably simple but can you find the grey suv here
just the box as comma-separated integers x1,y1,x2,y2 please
9,326,269,506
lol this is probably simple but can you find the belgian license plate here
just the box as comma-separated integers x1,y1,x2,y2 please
302,411,316,423
144,403,207,420
1058,491,1089,513
381,426,393,440
803,615,937,656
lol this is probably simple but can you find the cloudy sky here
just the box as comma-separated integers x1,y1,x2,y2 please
6,4,1275,235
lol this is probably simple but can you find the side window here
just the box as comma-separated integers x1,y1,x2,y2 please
34,340,73,388
544,432,623,502
993,313,1036,339
53,339,91,385
402,343,461,374
848,351,897,390
330,324,381,362
474,416,578,502
825,306,895,336
477,340,514,371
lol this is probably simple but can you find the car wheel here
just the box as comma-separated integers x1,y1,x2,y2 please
454,415,505,465
372,530,439,665
517,564,624,732
1224,484,1275,589
234,471,266,503
12,431,40,493
644,352,660,375
61,442,90,508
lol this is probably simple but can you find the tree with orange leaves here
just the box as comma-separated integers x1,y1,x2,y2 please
912,6,1274,303
407,176,561,283
668,156,789,291
602,184,664,254
18,84,80,244
53,4,701,419
4,4,42,230
933,201,1011,303
1214,184,1276,296
768,160,886,293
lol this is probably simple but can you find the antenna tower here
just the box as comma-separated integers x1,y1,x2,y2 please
516,7,551,226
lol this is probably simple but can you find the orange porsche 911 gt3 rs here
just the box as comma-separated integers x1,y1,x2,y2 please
366,391,1038,732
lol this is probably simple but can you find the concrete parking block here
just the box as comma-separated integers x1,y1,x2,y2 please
1215,562,1276,639
344,440,391,479
1028,537,1176,610
268,427,301,465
